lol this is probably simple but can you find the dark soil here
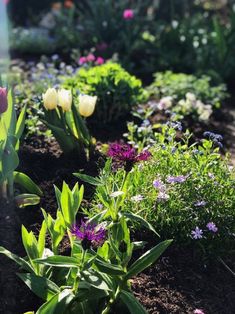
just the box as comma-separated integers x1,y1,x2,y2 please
0,122,234,314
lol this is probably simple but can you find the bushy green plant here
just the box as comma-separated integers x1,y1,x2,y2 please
0,177,171,313
90,124,235,257
148,71,228,107
63,62,145,124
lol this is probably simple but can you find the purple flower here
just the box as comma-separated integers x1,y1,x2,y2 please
157,191,170,202
123,9,134,20
0,87,8,114
206,222,218,233
195,200,207,207
191,227,203,239
153,179,165,191
107,143,151,172
71,220,106,250
166,175,188,184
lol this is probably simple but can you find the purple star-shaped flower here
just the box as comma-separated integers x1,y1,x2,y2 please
191,227,203,239
206,222,218,233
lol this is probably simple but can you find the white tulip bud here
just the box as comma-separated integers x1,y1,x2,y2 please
58,89,72,112
42,88,58,110
78,94,97,117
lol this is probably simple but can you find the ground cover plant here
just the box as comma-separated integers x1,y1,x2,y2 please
82,123,235,257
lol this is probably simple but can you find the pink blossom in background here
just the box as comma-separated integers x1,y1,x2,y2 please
123,9,134,20
194,309,205,314
86,54,96,62
96,57,105,65
3,0,10,5
79,56,87,65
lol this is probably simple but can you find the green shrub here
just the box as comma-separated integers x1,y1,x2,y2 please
148,71,228,108
91,124,235,256
63,62,145,124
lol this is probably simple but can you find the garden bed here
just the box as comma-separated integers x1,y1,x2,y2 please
0,132,234,314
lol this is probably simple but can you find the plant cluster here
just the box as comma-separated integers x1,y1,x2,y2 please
90,124,235,256
63,62,145,124
146,71,228,122
0,178,171,313
0,87,42,206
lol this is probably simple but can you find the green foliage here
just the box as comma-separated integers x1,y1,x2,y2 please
0,89,41,204
148,71,228,107
91,125,235,256
63,62,145,124
0,176,171,313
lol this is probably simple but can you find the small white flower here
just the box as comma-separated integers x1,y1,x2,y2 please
131,194,144,202
110,191,124,198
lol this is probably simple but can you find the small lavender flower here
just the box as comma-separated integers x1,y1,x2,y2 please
166,175,188,184
71,220,106,250
153,179,165,191
206,222,218,233
131,194,144,202
195,200,207,207
157,191,170,202
97,203,103,210
191,227,203,239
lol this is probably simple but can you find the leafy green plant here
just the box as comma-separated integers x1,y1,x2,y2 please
63,62,145,124
0,87,42,205
0,176,171,313
148,71,228,107
90,125,235,257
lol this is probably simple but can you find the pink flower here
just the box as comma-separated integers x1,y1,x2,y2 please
86,54,95,62
123,9,134,20
0,87,8,114
194,309,205,314
96,57,105,65
79,56,87,65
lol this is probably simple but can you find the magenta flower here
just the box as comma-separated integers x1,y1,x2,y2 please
191,227,203,239
0,87,8,114
123,9,134,20
107,143,151,172
96,42,108,51
86,54,96,62
206,222,218,233
71,220,106,250
96,57,105,65
79,56,87,65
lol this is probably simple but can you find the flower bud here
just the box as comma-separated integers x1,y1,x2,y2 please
78,94,97,117
58,89,72,112
42,88,58,110
0,87,8,114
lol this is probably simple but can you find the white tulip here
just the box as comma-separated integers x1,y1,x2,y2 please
78,94,97,117
58,89,72,112
42,88,58,110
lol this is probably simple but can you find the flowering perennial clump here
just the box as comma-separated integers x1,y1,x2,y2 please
71,220,106,250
